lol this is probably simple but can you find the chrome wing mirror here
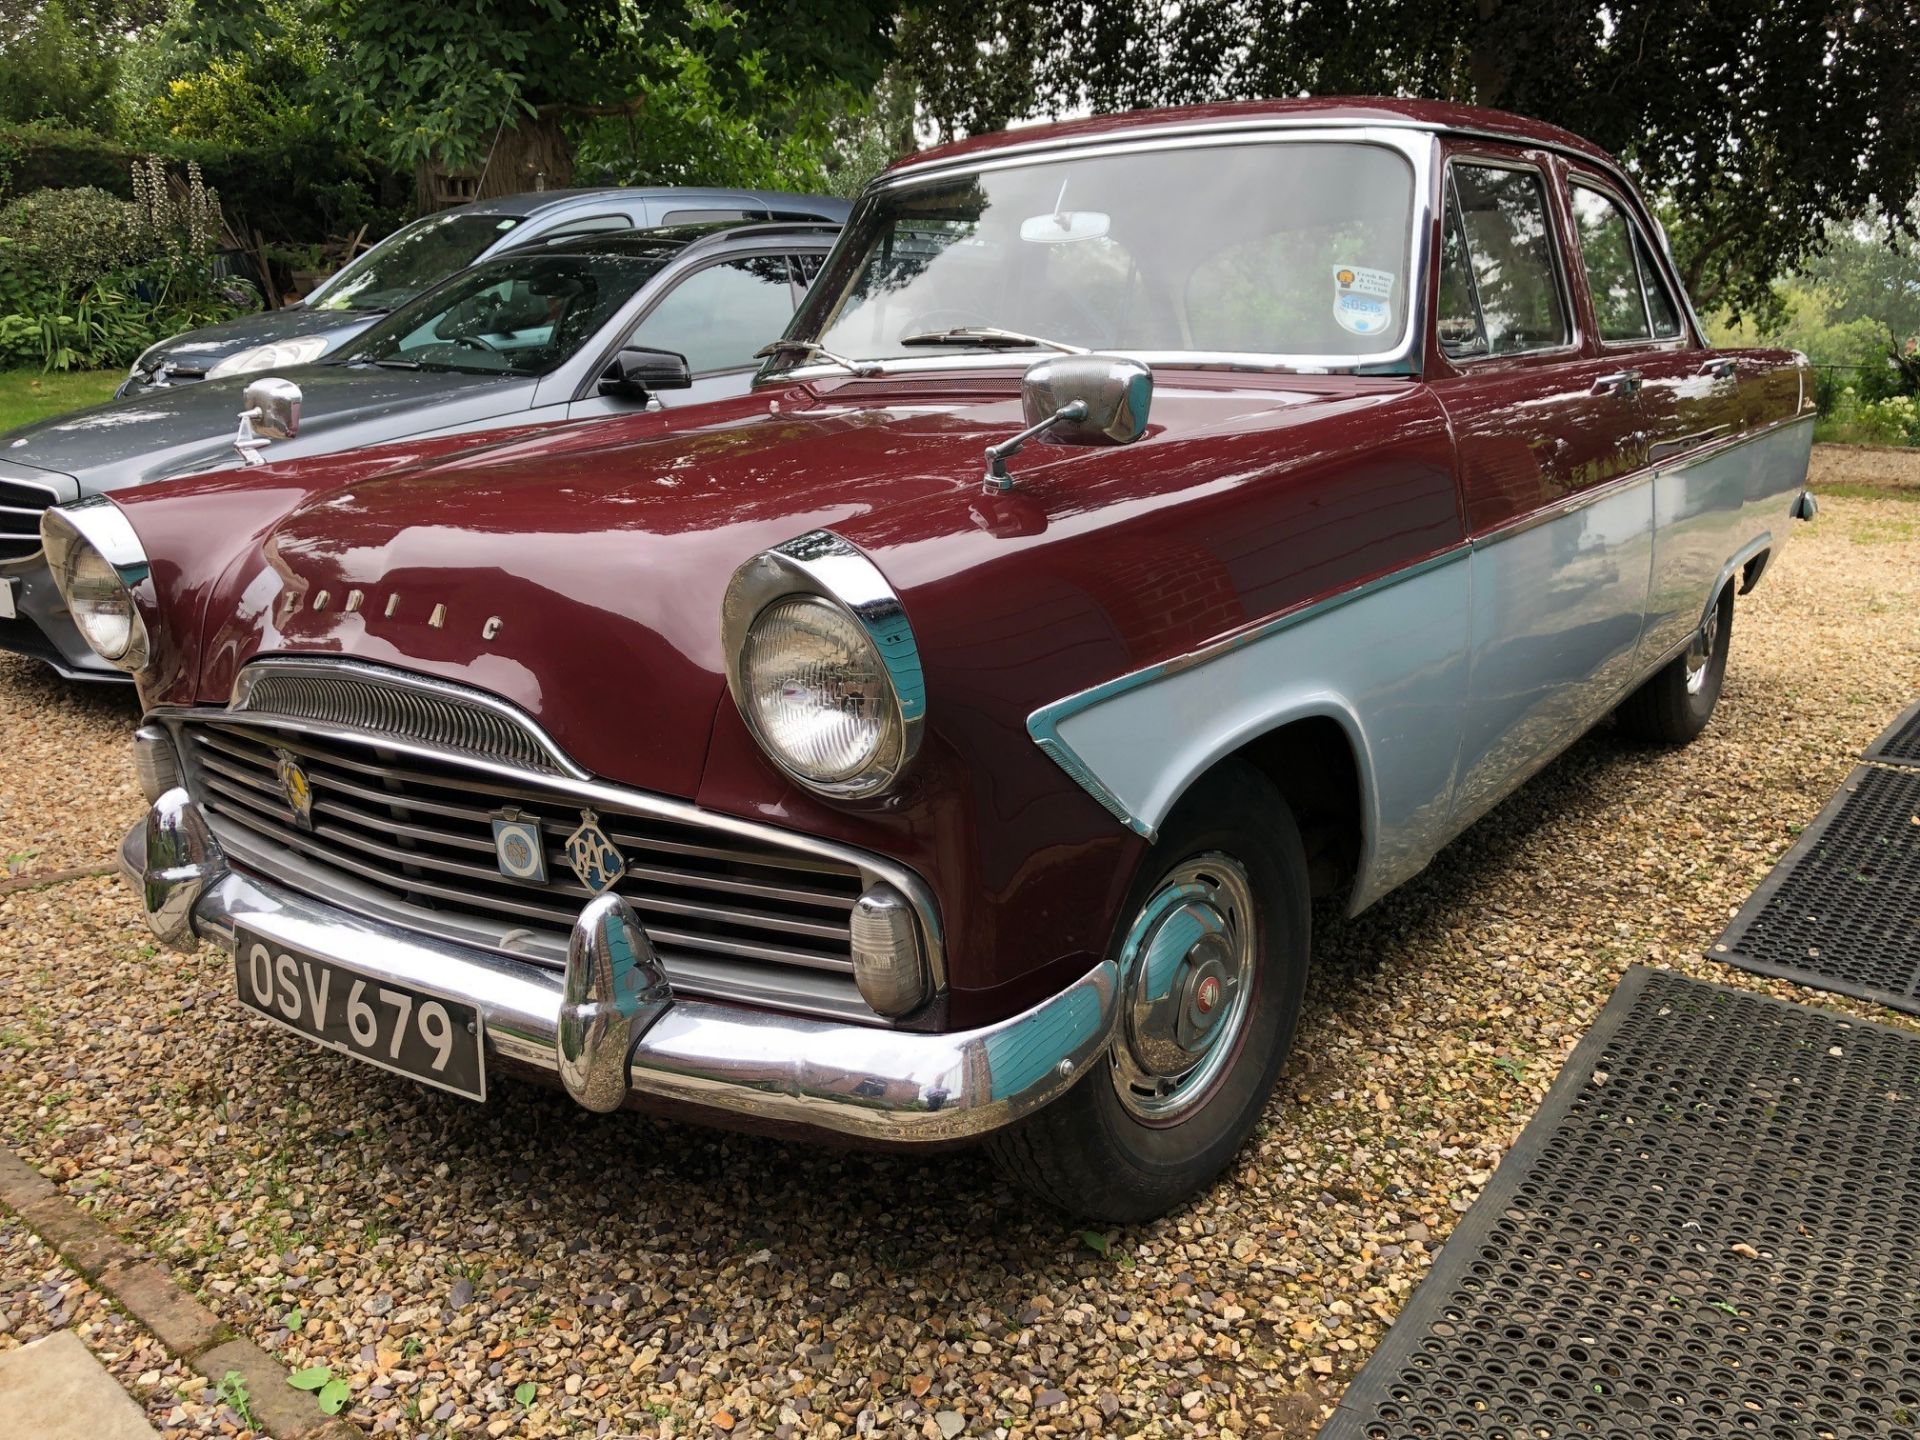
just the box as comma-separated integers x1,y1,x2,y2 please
985,354,1152,492
233,377,302,466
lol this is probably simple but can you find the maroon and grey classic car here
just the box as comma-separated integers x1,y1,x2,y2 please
47,99,1815,1219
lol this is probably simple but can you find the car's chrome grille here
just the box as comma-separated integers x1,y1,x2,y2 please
174,719,878,1021
0,478,55,564
234,669,567,775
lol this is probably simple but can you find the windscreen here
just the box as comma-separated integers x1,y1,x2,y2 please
341,253,665,376
309,213,525,313
794,141,1416,364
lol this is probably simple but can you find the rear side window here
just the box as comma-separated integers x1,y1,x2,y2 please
1571,183,1686,344
537,214,634,243
1442,162,1570,357
626,256,797,374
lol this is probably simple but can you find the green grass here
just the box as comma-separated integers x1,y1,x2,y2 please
0,368,123,434
1817,482,1920,503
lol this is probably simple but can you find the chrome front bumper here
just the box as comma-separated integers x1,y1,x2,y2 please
118,795,1117,1144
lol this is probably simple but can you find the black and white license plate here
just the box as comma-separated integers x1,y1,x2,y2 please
232,928,486,1100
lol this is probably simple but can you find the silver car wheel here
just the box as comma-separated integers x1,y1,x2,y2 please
1110,852,1257,1123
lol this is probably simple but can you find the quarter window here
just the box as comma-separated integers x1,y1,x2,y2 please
1571,183,1685,344
1442,162,1570,357
626,256,798,374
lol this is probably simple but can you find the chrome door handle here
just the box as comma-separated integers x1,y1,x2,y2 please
1698,357,1738,380
1591,370,1642,397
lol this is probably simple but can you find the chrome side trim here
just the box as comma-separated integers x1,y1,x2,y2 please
720,530,928,799
1469,412,1815,550
122,814,1111,1145
230,657,583,778
1027,546,1469,847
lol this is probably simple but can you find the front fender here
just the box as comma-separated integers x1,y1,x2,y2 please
1028,547,1472,912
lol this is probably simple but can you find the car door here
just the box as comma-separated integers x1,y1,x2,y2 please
567,253,805,418
1563,175,1751,667
1431,147,1657,832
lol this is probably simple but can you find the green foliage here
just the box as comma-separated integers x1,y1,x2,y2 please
895,1,1920,319
0,1,127,130
0,186,148,288
1823,389,1920,447
330,0,893,179
216,1369,255,1429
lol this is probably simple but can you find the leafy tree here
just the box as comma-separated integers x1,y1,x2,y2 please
327,0,894,203
895,1,1920,319
1798,213,1920,391
0,0,141,129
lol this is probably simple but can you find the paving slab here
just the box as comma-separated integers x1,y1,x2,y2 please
0,1330,160,1440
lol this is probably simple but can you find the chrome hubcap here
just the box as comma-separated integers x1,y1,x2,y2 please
1685,605,1721,696
1111,854,1256,1122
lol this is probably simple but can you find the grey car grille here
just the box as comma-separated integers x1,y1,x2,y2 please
175,719,878,1022
0,477,55,563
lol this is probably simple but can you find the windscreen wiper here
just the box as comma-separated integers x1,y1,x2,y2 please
898,325,1089,355
754,339,880,377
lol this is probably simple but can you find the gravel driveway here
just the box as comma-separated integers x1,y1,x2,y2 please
2,477,1917,1439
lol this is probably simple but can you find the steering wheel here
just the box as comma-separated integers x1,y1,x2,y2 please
451,335,498,356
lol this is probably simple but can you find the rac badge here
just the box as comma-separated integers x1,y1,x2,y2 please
273,747,314,830
490,809,547,883
564,809,625,895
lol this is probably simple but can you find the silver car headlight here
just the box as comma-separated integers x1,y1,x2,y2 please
722,532,925,799
206,337,329,379
40,500,152,671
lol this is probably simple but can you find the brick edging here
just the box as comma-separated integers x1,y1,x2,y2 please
0,1150,359,1439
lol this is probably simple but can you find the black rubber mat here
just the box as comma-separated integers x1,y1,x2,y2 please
1708,764,1920,1015
1865,699,1920,768
1320,966,1920,1440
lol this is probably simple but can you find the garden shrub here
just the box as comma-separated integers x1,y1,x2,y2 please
0,185,150,289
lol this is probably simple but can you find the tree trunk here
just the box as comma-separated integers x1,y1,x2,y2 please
476,112,574,200
1468,0,1510,108
413,112,576,212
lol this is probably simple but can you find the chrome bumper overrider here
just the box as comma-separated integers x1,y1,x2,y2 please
119,793,1117,1143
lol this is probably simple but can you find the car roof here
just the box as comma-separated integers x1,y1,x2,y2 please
891,96,1619,177
456,187,853,220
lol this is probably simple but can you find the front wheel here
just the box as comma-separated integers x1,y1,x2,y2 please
988,760,1310,1221
1616,584,1733,744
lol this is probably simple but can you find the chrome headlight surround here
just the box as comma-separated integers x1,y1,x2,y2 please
721,531,926,799
40,497,153,672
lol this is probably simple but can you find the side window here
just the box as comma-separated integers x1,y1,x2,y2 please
1635,231,1683,339
1445,162,1570,356
1436,186,1486,356
659,207,761,226
1571,185,1650,342
626,257,797,374
1571,183,1688,345
791,252,826,286
536,214,634,243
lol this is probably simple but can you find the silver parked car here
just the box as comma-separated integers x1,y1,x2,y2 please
1,221,840,680
117,187,851,396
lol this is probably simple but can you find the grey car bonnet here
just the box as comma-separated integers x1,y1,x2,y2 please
6,364,535,493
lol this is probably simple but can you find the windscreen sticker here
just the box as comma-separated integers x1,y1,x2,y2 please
1332,264,1395,337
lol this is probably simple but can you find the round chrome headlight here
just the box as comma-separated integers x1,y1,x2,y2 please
741,596,903,790
63,542,140,659
40,501,152,672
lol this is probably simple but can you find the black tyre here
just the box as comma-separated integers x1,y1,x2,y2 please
988,759,1310,1222
1616,584,1733,745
